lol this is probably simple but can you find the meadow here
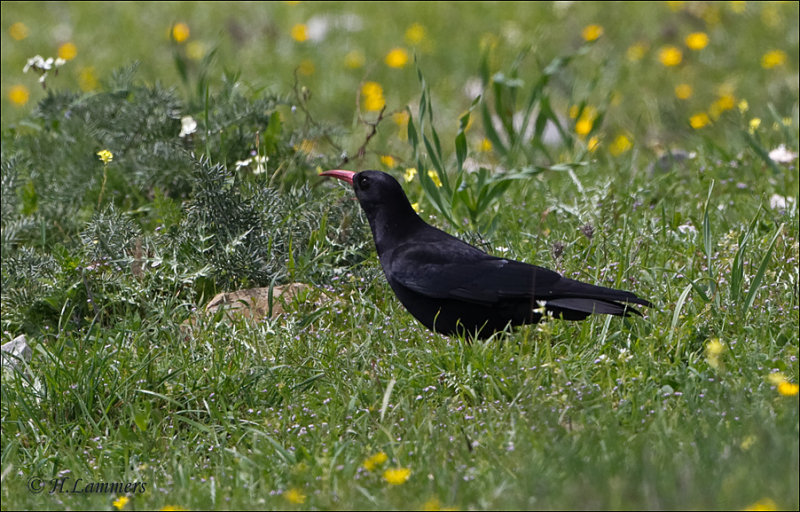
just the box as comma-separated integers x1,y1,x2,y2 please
1,2,798,510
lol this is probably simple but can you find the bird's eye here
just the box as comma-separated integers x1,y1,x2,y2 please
358,175,370,189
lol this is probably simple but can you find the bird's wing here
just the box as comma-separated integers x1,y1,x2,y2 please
385,243,564,304
386,240,650,308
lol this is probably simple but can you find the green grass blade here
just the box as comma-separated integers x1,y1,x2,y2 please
742,223,783,317
670,283,693,356
379,377,396,422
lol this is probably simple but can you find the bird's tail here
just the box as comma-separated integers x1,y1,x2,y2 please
544,278,652,320
545,297,645,320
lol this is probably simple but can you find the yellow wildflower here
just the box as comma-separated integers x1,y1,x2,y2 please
479,138,492,152
9,22,29,41
666,1,685,11
385,47,409,68
658,45,683,66
362,82,382,100
291,24,308,42
689,113,710,129
361,81,385,112
427,170,442,187
574,106,598,138
743,498,778,511
393,111,410,127
575,118,593,137
97,150,114,164
587,136,600,152
609,134,632,156
749,118,761,134
383,467,411,485
778,381,799,396
766,372,800,396
740,435,756,451
160,506,189,511
172,22,190,43
706,338,725,369
761,50,786,69
411,202,421,213
363,451,388,471
112,496,129,510
405,23,426,45
626,42,647,62
674,83,693,100
8,85,29,106
710,94,736,120
380,155,396,168
738,100,749,113
685,32,709,50
58,42,77,61
364,93,385,111
581,24,604,42
404,168,418,182
706,339,724,356
568,105,580,119
284,488,306,504
344,50,365,69
716,94,736,111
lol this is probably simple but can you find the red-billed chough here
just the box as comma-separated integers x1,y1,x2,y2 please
321,169,651,338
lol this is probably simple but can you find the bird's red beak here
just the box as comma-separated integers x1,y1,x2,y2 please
319,169,356,185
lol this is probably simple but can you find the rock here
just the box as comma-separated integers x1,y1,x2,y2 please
205,283,324,322
2,334,32,372
180,283,332,337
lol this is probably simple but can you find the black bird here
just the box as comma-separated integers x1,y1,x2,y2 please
320,169,651,338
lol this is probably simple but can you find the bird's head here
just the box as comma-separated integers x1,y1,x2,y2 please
319,169,416,219
320,169,424,252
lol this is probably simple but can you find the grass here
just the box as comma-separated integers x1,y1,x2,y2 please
2,2,798,511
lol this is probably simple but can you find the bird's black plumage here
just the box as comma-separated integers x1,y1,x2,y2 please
321,169,651,338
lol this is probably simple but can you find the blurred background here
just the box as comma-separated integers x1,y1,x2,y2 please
3,1,798,161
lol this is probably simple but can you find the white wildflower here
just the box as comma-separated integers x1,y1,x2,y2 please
235,158,252,171
769,194,795,211
234,155,268,174
618,348,633,363
768,144,798,164
23,55,66,88
179,116,197,138
252,155,268,174
306,16,330,42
